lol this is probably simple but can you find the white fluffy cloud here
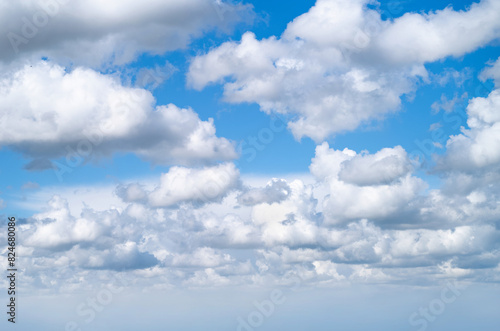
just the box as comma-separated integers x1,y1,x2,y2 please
388,225,496,258
188,0,500,141
189,31,419,141
11,72,500,291
147,163,240,207
237,178,291,206
373,0,500,64
337,146,413,186
14,161,500,293
6,0,500,299
0,0,253,68
67,241,159,271
310,143,425,224
252,179,320,247
13,99,500,292
439,87,500,171
25,196,104,249
170,247,233,268
0,62,236,168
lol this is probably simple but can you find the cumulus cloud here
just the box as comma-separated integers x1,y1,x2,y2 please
14,163,500,293
183,268,231,287
257,219,500,274
0,0,253,68
148,163,240,207
438,87,500,171
21,195,161,272
6,0,500,298
188,0,500,141
69,242,159,271
388,225,496,259
310,143,425,225
237,178,291,205
193,212,259,247
25,196,104,249
0,62,237,168
189,31,419,141
251,179,321,247
170,247,233,268
432,56,500,224
373,0,500,64
12,93,500,290
337,146,413,186
115,183,148,204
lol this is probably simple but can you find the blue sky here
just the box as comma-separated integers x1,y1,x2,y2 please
1,0,500,330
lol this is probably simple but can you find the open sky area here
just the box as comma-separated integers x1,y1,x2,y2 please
0,0,500,330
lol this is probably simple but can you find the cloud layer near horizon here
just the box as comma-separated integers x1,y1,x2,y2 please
6,104,500,292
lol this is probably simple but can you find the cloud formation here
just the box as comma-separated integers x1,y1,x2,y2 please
438,60,500,172
0,62,237,168
0,0,253,68
188,0,500,141
147,163,241,207
237,178,291,206
16,129,500,292
4,0,500,299
310,143,425,225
